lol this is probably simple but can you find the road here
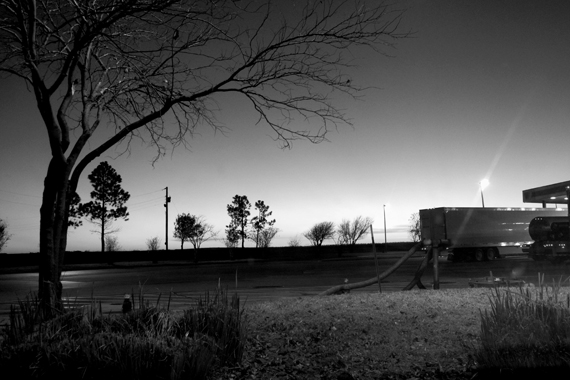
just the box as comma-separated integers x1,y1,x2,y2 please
2,252,570,324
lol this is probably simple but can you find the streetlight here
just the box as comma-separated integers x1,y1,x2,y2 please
479,179,489,208
383,204,389,254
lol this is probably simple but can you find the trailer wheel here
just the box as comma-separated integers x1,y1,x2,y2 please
474,248,485,262
485,248,496,261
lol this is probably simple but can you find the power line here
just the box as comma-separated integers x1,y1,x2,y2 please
0,188,42,198
129,196,164,206
0,197,40,207
130,189,164,198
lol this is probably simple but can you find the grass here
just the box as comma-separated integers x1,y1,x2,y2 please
213,288,491,379
4,278,570,379
0,286,246,380
476,275,570,377
212,281,570,379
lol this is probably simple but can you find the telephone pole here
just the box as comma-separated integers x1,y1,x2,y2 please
164,187,171,251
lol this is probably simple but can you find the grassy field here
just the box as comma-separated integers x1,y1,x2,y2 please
3,284,570,379
212,288,491,379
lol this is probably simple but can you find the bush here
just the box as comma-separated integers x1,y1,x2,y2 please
0,287,246,379
475,275,570,375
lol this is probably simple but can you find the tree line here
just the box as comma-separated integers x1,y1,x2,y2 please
0,163,421,253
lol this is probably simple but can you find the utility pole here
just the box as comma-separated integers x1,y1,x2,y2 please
164,187,171,251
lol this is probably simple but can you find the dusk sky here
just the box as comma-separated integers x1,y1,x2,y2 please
1,0,570,254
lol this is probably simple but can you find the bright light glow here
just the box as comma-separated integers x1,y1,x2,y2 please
479,179,490,190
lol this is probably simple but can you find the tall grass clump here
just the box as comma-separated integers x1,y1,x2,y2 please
0,286,246,380
476,274,570,376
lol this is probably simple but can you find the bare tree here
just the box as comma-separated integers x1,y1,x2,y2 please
288,235,302,247
0,219,10,252
409,212,421,242
258,227,279,248
105,235,121,252
0,0,407,313
304,222,336,247
146,237,162,251
187,216,218,262
337,216,373,245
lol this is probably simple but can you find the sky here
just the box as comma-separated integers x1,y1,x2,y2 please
1,0,570,254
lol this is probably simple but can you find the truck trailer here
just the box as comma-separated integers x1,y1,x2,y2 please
527,216,570,263
420,207,566,261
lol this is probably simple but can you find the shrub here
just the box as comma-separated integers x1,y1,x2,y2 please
476,275,570,374
0,286,246,379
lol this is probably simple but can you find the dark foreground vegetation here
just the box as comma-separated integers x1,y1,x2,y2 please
2,277,570,379
0,288,245,379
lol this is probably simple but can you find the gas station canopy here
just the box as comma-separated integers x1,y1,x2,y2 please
522,180,570,206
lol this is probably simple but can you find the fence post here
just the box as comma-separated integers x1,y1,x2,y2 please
370,225,381,293
433,245,440,289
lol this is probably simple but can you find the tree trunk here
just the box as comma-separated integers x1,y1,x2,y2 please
38,159,69,317
101,201,106,253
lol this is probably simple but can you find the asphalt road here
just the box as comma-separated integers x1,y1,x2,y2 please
2,251,570,324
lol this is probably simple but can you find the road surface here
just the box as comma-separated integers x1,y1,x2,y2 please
1,252,569,324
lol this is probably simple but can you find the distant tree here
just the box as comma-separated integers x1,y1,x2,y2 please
250,200,276,248
173,213,196,250
259,227,279,248
105,235,121,252
223,230,240,249
304,222,336,247
187,217,217,251
146,237,161,251
288,235,302,247
409,212,421,242
79,162,130,253
227,195,251,248
0,219,10,252
174,213,218,262
337,216,374,245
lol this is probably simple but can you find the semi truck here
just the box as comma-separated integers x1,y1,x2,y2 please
420,207,566,262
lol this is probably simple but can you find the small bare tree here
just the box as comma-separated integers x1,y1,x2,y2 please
0,219,10,252
409,212,421,242
105,235,121,252
288,235,301,247
258,227,279,248
187,216,218,263
146,237,162,251
337,216,374,245
304,222,336,247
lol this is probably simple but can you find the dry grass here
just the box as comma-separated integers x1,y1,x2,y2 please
212,288,495,379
